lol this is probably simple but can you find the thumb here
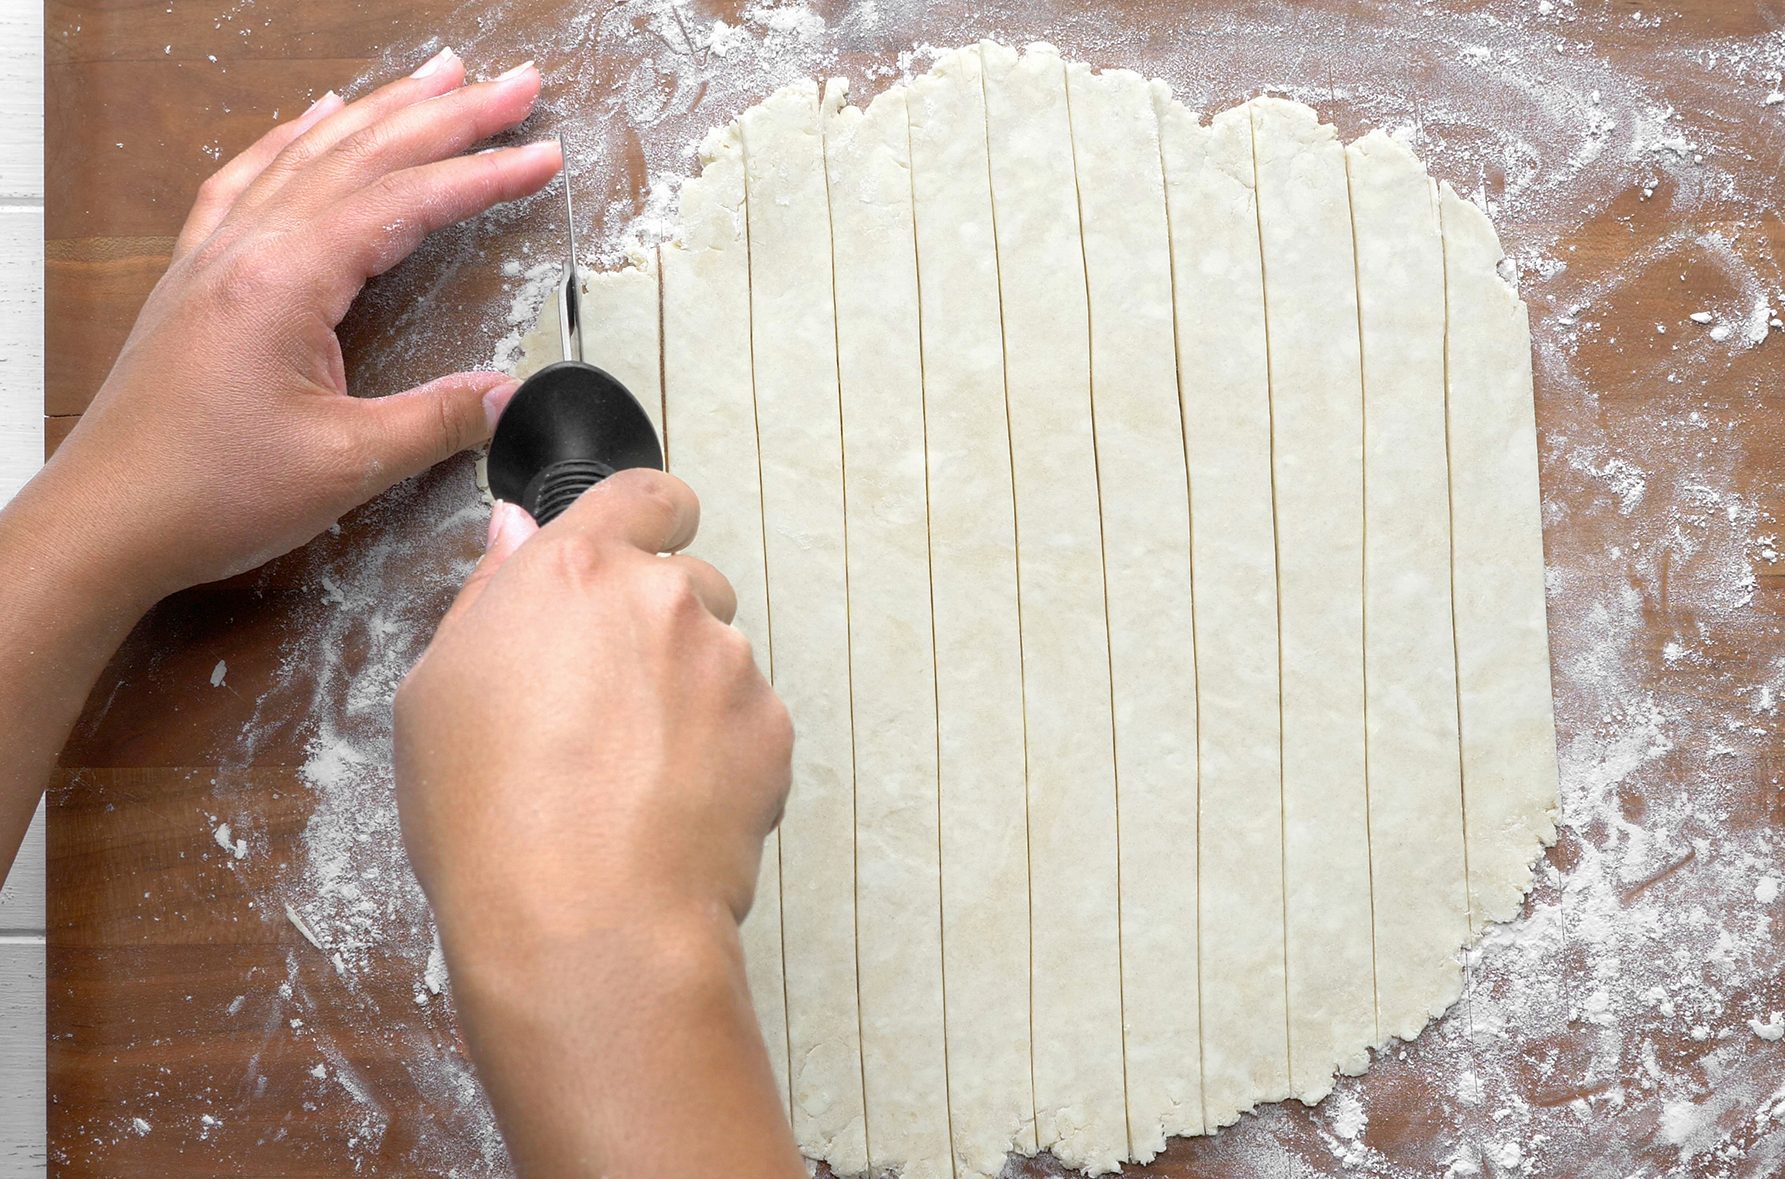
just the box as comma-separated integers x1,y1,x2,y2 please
441,500,538,627
352,372,521,493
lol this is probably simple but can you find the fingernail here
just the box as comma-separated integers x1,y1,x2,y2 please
411,46,456,79
482,378,521,433
487,500,534,550
514,138,565,166
292,90,341,131
494,60,537,82
487,501,514,549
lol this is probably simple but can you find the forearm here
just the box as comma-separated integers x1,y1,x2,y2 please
0,472,154,877
447,907,803,1178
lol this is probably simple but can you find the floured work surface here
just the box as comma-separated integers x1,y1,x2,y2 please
43,2,1785,1177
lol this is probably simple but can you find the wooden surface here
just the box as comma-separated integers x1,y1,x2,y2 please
41,0,1785,1175
1,0,46,1172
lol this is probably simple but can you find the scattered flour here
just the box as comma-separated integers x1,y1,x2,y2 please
211,821,246,860
1748,1014,1785,1042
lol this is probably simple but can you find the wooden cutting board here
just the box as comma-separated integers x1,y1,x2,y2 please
44,0,1784,1174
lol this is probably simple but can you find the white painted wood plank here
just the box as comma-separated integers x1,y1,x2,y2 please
0,800,44,933
0,206,46,938
0,5,44,200
0,940,47,1172
0,207,45,506
0,11,47,1171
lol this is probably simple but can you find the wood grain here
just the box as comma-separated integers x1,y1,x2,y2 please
41,0,1785,1175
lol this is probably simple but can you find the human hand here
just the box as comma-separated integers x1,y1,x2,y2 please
24,48,561,612
394,471,792,955
392,474,800,1176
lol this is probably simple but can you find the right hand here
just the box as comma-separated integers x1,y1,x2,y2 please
393,470,794,958
394,471,803,1177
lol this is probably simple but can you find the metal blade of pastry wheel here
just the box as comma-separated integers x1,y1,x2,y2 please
558,138,582,365
486,134,662,525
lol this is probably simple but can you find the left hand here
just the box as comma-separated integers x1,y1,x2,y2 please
25,48,562,610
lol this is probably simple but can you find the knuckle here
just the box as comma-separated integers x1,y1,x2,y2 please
760,693,796,761
614,465,685,504
208,247,288,307
266,131,325,178
431,386,471,455
715,624,759,672
463,150,508,200
644,560,704,617
193,170,230,206
360,170,412,216
542,529,612,583
186,235,233,275
282,144,324,177
332,122,397,174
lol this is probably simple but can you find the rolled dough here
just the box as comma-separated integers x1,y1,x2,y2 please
515,40,1557,1179
822,77,953,1177
1063,55,1202,1158
980,41,1126,1171
907,47,1039,1179
1155,94,1291,1132
1249,95,1377,1101
660,123,792,1116
1347,130,1472,1039
739,79,867,1170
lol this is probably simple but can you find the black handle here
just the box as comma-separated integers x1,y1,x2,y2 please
486,361,663,525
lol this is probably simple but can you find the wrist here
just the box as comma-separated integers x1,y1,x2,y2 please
0,467,159,847
445,899,747,1025
9,442,182,616
0,474,157,645
442,901,796,1176
444,906,752,1125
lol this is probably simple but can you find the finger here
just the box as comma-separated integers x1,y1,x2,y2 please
442,500,539,628
347,372,521,497
311,139,563,323
174,90,345,261
281,64,543,217
663,554,738,624
226,46,469,223
551,468,701,556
